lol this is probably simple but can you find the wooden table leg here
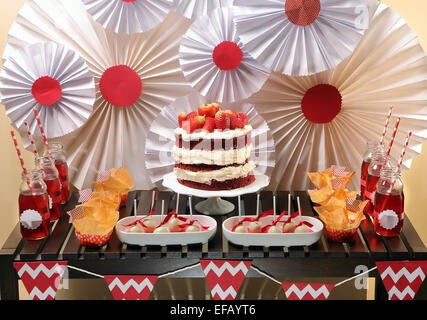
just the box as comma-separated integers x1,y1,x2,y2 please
0,254,19,300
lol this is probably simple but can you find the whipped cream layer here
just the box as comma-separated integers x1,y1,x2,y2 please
175,125,252,141
173,144,252,165
174,161,256,184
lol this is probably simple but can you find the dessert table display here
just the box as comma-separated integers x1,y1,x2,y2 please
1,189,427,300
1,0,427,302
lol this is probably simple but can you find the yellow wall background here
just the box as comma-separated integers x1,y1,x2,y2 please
0,0,426,247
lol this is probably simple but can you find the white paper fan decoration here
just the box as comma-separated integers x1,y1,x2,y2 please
247,2,427,191
0,42,95,139
145,91,275,187
173,0,233,20
233,0,371,76
81,0,174,34
179,7,270,103
3,0,194,190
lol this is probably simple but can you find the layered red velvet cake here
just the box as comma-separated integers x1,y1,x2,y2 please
173,103,256,190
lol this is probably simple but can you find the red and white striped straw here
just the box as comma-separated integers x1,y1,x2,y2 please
387,131,412,194
11,130,33,194
379,106,393,145
33,108,51,156
384,117,400,161
11,130,28,175
396,131,412,170
24,120,39,163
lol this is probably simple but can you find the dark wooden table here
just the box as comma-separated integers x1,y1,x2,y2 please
1,190,427,300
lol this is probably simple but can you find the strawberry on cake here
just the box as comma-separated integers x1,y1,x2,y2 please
174,103,256,190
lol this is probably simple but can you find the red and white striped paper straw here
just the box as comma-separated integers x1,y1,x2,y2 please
387,131,412,195
379,106,393,145
383,117,400,165
11,130,33,193
24,120,39,163
11,130,28,175
33,108,51,156
396,131,412,170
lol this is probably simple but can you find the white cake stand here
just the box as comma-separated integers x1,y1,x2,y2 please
162,172,270,215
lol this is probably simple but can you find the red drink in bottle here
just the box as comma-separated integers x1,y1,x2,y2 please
55,160,69,203
44,178,62,221
374,168,404,237
364,149,389,216
45,143,69,204
360,142,384,201
364,173,381,216
38,156,63,221
18,171,50,240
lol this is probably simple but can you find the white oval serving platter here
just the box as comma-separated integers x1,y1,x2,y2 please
116,214,217,246
222,215,324,247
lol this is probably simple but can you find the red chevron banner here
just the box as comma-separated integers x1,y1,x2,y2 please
13,261,68,300
104,275,158,300
376,261,427,300
282,282,335,300
200,260,252,300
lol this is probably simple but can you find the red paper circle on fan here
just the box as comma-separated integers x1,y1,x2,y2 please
212,41,244,71
301,84,342,124
99,65,142,107
122,0,137,2
285,0,321,26
32,76,62,106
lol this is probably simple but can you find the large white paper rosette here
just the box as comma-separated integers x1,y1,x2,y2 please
233,0,371,76
173,0,233,20
3,0,194,190
81,0,174,34
179,7,270,103
247,2,427,191
145,91,275,187
0,42,95,139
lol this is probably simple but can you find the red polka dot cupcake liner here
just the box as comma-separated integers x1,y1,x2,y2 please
75,229,113,248
324,226,359,243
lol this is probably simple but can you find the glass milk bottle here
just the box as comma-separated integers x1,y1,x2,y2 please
360,142,384,200
45,143,69,203
38,156,62,221
18,170,50,240
374,167,405,237
364,150,391,216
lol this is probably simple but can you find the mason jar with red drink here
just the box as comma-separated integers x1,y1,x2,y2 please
360,141,384,200
373,167,404,237
18,169,50,240
37,156,62,221
364,150,391,216
45,143,69,204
